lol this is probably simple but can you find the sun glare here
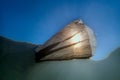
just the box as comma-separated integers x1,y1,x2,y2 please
71,33,82,43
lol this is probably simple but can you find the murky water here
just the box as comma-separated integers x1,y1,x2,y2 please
0,37,120,80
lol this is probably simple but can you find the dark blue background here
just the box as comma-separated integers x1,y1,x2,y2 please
0,0,120,60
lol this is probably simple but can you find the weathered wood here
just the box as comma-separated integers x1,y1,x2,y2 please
35,20,96,62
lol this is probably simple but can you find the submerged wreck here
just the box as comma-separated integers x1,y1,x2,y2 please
35,20,96,62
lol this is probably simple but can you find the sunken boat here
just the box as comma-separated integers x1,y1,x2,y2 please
35,20,96,62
